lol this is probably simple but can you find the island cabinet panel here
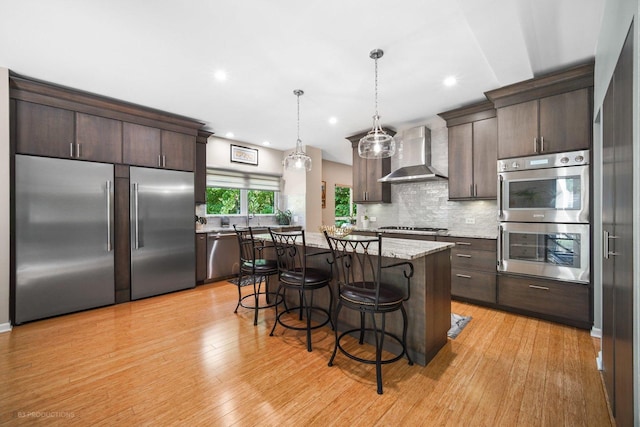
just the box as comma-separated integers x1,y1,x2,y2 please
76,113,123,164
437,236,497,304
497,274,590,328
123,122,162,168
15,101,75,158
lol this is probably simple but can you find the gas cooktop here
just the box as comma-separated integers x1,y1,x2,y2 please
379,226,448,233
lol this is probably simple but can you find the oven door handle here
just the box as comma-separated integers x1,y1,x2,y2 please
497,224,503,270
498,175,504,219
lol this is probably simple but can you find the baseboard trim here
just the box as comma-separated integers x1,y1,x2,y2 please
0,322,12,333
590,327,602,338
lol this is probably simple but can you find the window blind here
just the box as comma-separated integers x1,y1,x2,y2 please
206,169,282,191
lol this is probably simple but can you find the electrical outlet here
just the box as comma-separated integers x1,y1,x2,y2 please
370,216,376,222
465,217,475,224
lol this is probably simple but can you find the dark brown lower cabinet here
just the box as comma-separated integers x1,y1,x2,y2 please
437,236,497,304
497,274,590,328
196,233,207,284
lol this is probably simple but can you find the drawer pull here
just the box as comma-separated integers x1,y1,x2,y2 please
528,285,549,291
456,274,472,279
456,242,471,246
456,254,472,258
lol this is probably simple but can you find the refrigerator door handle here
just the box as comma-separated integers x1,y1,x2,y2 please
133,182,140,249
106,180,112,251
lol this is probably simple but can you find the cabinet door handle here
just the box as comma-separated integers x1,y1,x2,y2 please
528,285,549,291
533,137,538,153
540,136,545,152
106,180,112,252
474,184,477,197
162,155,166,167
76,143,81,158
470,184,474,197
456,254,472,258
70,142,74,158
456,242,471,246
158,155,162,167
456,273,472,279
603,230,620,258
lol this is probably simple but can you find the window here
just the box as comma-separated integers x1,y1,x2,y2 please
206,169,280,216
334,185,356,227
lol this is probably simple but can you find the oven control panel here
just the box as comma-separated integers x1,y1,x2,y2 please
498,150,589,172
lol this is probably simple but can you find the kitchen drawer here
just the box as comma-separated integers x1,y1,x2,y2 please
498,275,589,323
382,232,436,241
450,248,496,272
451,268,496,303
438,236,496,252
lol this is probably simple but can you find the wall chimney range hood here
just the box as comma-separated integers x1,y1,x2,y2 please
378,126,447,183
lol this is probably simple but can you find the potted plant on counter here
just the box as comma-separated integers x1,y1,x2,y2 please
275,209,292,225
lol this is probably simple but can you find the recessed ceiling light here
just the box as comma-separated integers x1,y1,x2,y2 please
225,132,234,138
262,141,270,146
214,70,227,81
443,76,457,87
328,117,338,125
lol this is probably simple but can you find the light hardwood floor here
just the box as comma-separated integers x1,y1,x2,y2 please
0,281,612,426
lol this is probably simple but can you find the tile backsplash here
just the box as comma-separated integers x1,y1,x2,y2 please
358,180,498,237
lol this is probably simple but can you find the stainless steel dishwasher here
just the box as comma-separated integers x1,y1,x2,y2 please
207,233,240,281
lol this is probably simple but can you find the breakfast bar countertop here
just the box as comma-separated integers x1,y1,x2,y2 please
298,232,454,260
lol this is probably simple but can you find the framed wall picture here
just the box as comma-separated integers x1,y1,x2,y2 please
230,144,258,165
321,180,326,208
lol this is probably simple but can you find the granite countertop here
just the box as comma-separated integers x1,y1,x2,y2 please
255,231,454,261
195,224,299,234
351,227,498,240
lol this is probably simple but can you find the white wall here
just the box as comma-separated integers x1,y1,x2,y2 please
321,160,352,226
0,67,11,332
593,0,639,422
206,136,284,174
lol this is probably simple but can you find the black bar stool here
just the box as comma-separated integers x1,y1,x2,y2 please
269,229,334,352
324,231,414,394
233,225,281,325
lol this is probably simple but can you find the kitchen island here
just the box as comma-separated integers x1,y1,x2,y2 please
262,231,454,366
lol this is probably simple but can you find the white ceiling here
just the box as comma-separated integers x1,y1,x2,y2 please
0,0,605,165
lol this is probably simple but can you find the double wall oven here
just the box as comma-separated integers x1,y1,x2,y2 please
497,150,590,283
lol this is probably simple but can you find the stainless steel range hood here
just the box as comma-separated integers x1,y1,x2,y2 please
378,126,447,183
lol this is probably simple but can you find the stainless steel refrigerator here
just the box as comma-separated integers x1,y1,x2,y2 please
15,155,115,324
130,167,195,300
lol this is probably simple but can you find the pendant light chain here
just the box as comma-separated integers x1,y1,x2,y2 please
297,89,301,145
357,48,396,159
284,89,311,172
374,54,379,118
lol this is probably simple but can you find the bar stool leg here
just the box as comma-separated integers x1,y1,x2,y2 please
328,301,342,366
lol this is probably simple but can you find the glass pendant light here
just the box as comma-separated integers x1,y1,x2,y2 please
283,89,312,172
358,49,396,159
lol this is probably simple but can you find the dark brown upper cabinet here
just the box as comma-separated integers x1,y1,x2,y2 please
347,131,392,204
439,101,497,200
123,123,195,171
76,113,122,164
14,101,123,163
15,101,75,159
485,62,593,160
